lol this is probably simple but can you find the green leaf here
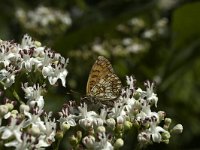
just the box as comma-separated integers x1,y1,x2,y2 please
172,2,200,49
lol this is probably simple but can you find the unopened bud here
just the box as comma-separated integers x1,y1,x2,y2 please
76,131,82,140
158,111,166,120
34,41,41,47
114,138,124,149
96,126,106,133
124,121,132,130
82,135,95,148
61,122,70,132
106,118,116,129
162,131,170,140
171,124,183,134
69,135,78,146
28,126,40,136
164,118,171,129
0,105,8,117
5,103,14,111
56,130,64,139
20,104,30,113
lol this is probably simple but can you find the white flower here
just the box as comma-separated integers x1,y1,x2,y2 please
82,135,95,149
149,122,168,143
36,112,56,148
138,131,151,144
78,103,98,119
108,102,126,123
126,76,135,91
129,18,145,28
145,81,158,107
19,49,40,72
94,132,113,150
23,107,44,128
16,6,72,35
142,29,156,39
22,83,44,109
93,108,107,127
95,140,113,150
58,105,77,129
0,118,24,142
5,133,36,150
41,50,68,86
0,65,17,89
20,34,35,49
48,62,68,87
78,103,98,129
0,44,17,67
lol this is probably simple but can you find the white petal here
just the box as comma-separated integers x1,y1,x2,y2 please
2,129,12,139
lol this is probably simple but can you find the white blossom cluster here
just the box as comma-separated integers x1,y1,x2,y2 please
58,76,183,149
0,34,69,149
86,17,169,57
0,34,68,89
0,84,56,149
16,6,72,35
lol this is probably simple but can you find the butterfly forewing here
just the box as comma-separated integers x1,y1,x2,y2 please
86,56,122,101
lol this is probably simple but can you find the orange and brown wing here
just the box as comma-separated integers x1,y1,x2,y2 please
86,56,122,100
86,56,114,94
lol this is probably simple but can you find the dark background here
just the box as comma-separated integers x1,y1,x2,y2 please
0,0,200,149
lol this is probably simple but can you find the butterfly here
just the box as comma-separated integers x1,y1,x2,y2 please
86,56,122,104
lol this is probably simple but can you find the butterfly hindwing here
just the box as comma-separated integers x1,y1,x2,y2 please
86,56,122,101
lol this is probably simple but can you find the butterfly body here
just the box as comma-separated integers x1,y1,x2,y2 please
86,56,122,104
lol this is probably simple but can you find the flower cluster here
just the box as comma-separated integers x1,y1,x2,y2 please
16,6,72,35
57,76,183,149
0,34,68,89
0,84,56,149
0,34,69,149
70,16,169,59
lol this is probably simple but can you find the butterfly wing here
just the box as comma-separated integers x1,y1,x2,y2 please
86,56,122,101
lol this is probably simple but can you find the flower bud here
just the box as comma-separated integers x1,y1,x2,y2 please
162,131,170,140
138,132,151,144
61,122,70,132
79,118,93,130
106,118,116,130
28,126,40,136
82,135,95,148
10,110,18,118
124,121,132,130
116,123,123,131
158,111,166,120
69,135,78,146
5,103,14,111
76,131,82,141
164,118,171,125
56,130,64,139
0,105,8,117
171,124,183,134
163,139,169,144
34,41,41,47
96,126,106,133
164,118,171,129
114,138,124,149
20,104,30,113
